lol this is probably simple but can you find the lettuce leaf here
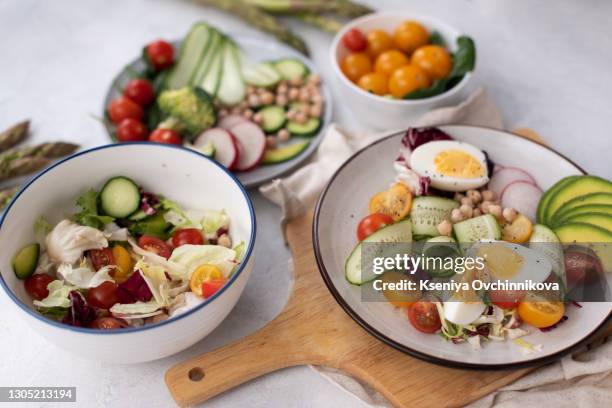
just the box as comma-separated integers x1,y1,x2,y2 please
73,189,114,230
110,300,162,319
57,262,114,288
160,198,192,228
33,280,75,308
168,245,236,281
135,259,171,307
201,210,230,235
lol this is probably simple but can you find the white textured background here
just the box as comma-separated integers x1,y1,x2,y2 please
0,0,611,407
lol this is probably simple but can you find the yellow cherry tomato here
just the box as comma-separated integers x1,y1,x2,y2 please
411,45,453,80
502,213,533,243
358,72,388,95
381,271,422,308
341,52,372,83
369,183,413,221
518,297,565,328
366,29,393,59
388,65,431,98
190,264,223,297
393,21,429,54
111,245,133,284
374,50,409,76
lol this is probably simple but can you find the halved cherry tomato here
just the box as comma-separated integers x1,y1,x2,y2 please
518,296,565,328
407,301,441,333
388,65,431,98
365,29,393,59
202,279,226,298
87,281,120,310
108,96,143,124
341,52,372,83
357,213,394,241
24,273,54,301
411,45,453,80
502,214,533,243
489,289,525,309
357,72,388,96
124,78,155,106
138,235,172,259
375,50,409,76
89,248,115,271
190,264,223,296
393,21,429,54
90,317,128,330
382,271,421,308
172,228,204,247
342,28,367,52
116,118,148,142
149,128,182,145
111,245,133,283
146,40,174,71
369,183,412,221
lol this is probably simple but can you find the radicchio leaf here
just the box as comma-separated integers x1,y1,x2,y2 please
402,127,454,150
116,270,153,304
62,291,96,327
140,190,160,216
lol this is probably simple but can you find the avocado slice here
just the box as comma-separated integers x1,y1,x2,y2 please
263,140,310,165
13,243,40,279
553,192,612,220
543,176,612,225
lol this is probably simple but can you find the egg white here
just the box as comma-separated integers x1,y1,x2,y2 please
410,141,489,192
443,301,487,325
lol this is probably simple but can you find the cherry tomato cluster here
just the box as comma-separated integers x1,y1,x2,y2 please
107,40,181,145
340,22,453,99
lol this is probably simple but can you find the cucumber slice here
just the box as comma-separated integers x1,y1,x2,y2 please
128,210,148,221
164,23,211,90
259,105,287,133
410,196,459,237
529,224,566,286
262,140,310,164
287,118,321,137
13,243,40,279
274,58,309,80
453,214,501,243
129,212,171,239
217,42,246,106
242,62,281,87
199,38,224,97
191,30,222,85
99,176,141,218
345,219,412,285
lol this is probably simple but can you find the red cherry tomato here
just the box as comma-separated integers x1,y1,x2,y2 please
171,228,204,247
342,28,367,52
116,118,148,142
149,128,182,145
86,281,120,310
89,248,115,271
489,289,526,309
138,235,172,259
123,78,155,106
108,96,143,124
90,317,128,330
407,301,441,333
202,279,226,298
24,274,54,301
146,40,174,71
356,213,394,241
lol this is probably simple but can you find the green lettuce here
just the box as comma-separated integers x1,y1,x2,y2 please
73,189,114,230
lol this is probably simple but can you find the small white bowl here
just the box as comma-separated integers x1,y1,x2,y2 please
330,12,473,129
0,143,256,363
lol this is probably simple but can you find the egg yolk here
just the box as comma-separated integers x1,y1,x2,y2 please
434,150,485,178
477,243,524,279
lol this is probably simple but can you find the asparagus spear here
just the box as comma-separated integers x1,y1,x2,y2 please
295,13,344,33
0,157,50,182
0,142,79,182
0,186,19,211
245,0,373,18
190,0,310,55
0,120,29,153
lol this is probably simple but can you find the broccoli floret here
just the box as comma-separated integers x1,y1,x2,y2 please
157,87,217,136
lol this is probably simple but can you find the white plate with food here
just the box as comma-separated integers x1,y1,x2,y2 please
103,22,332,188
313,125,611,368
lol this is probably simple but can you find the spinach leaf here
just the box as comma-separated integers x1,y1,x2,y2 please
428,31,446,47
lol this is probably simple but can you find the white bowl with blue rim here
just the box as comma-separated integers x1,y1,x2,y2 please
0,143,256,363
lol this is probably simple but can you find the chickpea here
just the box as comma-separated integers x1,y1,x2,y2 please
230,106,242,115
308,73,321,85
243,109,254,120
436,220,453,236
289,77,304,86
502,207,518,223
217,234,232,248
473,208,482,217
299,89,311,103
481,190,496,202
311,93,324,104
248,94,261,108
294,112,308,124
454,193,465,203
253,113,264,124
309,104,322,118
480,200,492,214
260,92,275,105
256,87,267,95
461,197,473,207
277,83,288,95
218,108,228,118
288,88,300,101
467,189,482,204
298,104,310,115
246,85,256,94
277,129,290,142
488,204,502,218
276,94,288,107
286,110,298,121
239,100,249,110
265,135,277,148
460,204,473,218
450,208,464,223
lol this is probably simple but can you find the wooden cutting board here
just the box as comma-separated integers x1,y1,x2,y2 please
165,130,609,407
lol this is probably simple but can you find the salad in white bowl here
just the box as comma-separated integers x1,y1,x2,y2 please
11,175,246,330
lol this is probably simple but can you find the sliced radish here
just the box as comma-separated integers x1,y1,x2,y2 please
487,167,536,198
493,164,505,174
230,122,266,171
194,128,239,169
501,181,543,222
218,115,248,130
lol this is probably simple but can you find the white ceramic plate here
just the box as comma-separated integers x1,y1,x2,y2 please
313,125,611,369
103,36,332,189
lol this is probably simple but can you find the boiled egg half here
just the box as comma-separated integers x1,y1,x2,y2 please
410,141,489,191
